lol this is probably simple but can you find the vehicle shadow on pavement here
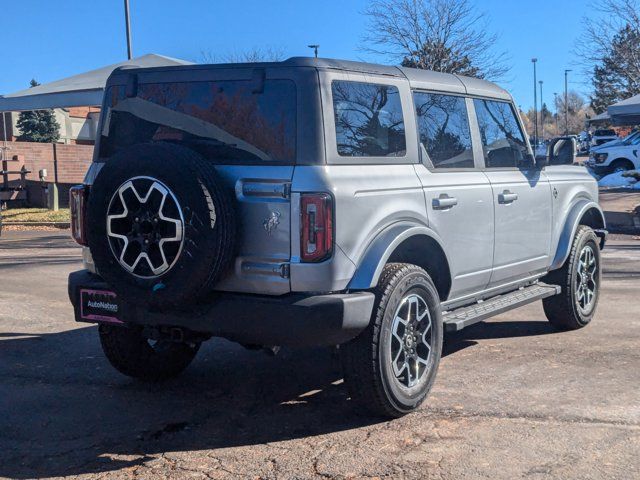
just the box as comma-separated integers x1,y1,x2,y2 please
0,319,559,478
443,320,558,356
0,326,380,478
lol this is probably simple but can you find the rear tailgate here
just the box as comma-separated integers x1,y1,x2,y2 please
214,166,293,294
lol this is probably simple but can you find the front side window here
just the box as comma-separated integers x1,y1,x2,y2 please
332,80,406,157
413,92,474,169
99,79,296,164
474,99,528,168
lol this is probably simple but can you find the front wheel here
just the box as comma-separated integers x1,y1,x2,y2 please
543,226,601,330
341,263,443,418
99,325,200,381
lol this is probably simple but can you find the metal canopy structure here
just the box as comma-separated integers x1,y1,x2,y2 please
0,54,192,112
607,93,640,126
586,111,611,126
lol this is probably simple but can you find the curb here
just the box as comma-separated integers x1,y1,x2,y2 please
3,222,70,228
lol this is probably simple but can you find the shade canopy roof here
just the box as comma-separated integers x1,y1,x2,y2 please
0,54,192,112
586,111,611,126
607,93,640,126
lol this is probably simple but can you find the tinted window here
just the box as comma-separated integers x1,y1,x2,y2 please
332,81,406,157
473,99,528,168
594,129,615,136
414,92,474,169
99,80,296,163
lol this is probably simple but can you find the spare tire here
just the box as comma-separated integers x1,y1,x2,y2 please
87,142,236,308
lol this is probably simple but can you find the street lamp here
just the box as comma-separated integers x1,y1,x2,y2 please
532,58,538,146
124,0,133,60
553,92,559,134
564,69,572,135
539,80,544,141
308,44,320,58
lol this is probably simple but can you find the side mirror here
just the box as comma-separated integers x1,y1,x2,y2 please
548,136,577,165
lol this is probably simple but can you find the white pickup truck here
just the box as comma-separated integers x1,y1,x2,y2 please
587,130,640,175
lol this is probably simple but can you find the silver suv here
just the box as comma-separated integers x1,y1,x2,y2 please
68,58,606,417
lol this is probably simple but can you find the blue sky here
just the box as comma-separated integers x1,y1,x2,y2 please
3,0,592,111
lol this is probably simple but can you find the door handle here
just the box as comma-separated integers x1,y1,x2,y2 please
498,190,518,204
432,194,458,210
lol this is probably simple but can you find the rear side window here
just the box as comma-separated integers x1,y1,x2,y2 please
413,92,474,169
473,99,528,168
332,80,406,157
99,79,296,164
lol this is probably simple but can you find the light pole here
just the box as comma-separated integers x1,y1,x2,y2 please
539,80,544,141
124,0,133,60
532,58,538,146
553,92,559,134
564,69,572,135
308,44,320,58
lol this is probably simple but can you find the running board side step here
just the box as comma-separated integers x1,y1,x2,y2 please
442,283,561,332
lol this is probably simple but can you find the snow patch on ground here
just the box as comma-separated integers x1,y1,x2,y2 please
598,170,640,189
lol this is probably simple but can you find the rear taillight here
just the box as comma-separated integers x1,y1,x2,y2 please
69,185,89,246
300,193,333,262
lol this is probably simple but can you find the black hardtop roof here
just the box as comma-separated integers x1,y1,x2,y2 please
111,56,511,100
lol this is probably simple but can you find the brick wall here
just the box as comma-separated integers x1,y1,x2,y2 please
2,141,93,184
1,141,94,207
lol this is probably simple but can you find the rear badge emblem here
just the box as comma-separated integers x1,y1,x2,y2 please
263,210,281,235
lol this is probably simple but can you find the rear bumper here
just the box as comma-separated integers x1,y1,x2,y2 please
68,270,375,347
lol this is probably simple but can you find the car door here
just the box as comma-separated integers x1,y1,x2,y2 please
412,92,494,300
472,98,552,288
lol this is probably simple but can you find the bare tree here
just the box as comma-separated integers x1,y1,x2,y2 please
200,46,285,64
361,0,510,80
576,0,640,71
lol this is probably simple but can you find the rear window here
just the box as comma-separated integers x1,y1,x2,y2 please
332,80,406,157
98,79,296,163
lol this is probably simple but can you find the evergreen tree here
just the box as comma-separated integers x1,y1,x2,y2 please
590,24,640,113
16,79,60,143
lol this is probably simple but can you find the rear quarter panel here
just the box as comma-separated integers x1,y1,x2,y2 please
545,165,600,267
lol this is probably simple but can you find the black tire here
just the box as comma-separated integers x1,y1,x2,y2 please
543,226,601,330
99,324,200,381
610,159,634,173
87,142,236,308
341,263,443,418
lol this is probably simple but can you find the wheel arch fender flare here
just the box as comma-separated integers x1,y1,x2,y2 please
550,200,606,270
347,222,452,297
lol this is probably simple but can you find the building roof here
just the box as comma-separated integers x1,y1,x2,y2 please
608,93,640,125
0,54,192,112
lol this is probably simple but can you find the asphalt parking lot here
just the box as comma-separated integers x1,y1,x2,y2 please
0,230,639,479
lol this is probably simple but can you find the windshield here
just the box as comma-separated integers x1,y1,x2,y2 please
98,79,297,164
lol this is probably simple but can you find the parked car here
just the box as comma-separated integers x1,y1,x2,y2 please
68,58,606,417
586,131,640,175
578,131,591,154
590,128,618,147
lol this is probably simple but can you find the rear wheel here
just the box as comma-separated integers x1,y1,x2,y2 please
543,226,601,330
99,325,200,381
341,263,443,418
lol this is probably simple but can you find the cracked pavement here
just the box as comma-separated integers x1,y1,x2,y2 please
0,230,639,479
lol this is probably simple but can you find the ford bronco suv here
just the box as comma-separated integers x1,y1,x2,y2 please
68,58,606,417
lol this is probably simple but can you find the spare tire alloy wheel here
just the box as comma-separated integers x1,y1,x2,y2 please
107,177,184,278
87,142,236,308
